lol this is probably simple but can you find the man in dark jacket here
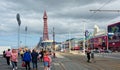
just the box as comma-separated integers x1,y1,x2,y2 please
31,49,39,70
86,49,91,63
39,49,44,62
23,49,31,70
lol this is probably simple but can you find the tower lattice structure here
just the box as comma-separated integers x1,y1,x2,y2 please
43,11,49,41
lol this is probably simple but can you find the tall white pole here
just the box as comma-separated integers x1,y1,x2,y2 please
53,27,55,51
25,31,27,47
69,32,71,53
16,13,21,49
18,26,20,49
25,26,27,47
83,21,86,55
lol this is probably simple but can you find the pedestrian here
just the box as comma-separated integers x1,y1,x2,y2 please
11,49,18,70
23,48,31,70
3,50,6,58
86,49,91,63
20,50,24,60
31,49,39,70
39,49,44,62
48,51,52,70
5,49,11,65
91,50,96,63
53,52,56,58
43,51,50,70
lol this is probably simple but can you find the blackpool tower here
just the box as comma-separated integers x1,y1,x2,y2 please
43,11,49,41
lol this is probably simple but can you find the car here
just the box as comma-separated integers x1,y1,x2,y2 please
92,50,100,53
73,46,80,50
104,50,112,53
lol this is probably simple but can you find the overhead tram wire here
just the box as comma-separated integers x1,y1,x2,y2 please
88,0,113,18
90,10,120,12
88,0,114,51
0,40,16,43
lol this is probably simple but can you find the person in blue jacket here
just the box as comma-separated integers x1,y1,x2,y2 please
23,49,31,70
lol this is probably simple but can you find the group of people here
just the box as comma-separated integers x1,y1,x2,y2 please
3,48,53,70
3,49,18,70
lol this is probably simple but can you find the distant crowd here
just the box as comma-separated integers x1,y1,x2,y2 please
3,48,55,70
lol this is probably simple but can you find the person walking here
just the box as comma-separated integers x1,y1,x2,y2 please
48,51,52,70
91,50,96,63
39,49,44,62
5,49,11,65
3,50,6,58
23,49,31,70
20,50,24,60
31,49,39,70
86,49,91,63
11,49,18,70
43,51,50,70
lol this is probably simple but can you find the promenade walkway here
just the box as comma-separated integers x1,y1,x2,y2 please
1,52,120,70
0,53,64,70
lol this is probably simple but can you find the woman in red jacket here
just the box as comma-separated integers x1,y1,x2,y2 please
43,51,50,70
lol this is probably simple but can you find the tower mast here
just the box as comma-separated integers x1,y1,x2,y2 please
43,10,49,41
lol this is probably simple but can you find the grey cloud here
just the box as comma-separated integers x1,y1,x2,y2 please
0,0,120,37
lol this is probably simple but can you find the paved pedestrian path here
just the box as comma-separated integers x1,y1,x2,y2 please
0,53,65,70
0,56,44,70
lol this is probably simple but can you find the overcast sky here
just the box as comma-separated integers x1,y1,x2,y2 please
0,0,120,48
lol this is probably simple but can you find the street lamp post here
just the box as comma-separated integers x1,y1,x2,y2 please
52,27,56,58
25,26,27,47
16,13,21,49
83,21,86,55
69,32,71,53
53,27,55,51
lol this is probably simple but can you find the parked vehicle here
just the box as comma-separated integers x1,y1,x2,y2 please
92,50,100,53
104,50,112,53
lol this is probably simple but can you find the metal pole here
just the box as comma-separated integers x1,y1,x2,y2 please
25,26,27,47
16,13,21,49
69,32,71,53
83,21,86,55
18,26,20,49
106,33,109,50
53,27,55,51
53,27,56,58
25,31,26,47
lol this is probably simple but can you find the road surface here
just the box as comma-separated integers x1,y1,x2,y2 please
56,52,120,70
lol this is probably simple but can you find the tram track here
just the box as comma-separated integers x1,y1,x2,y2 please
59,62,66,70
60,53,105,70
